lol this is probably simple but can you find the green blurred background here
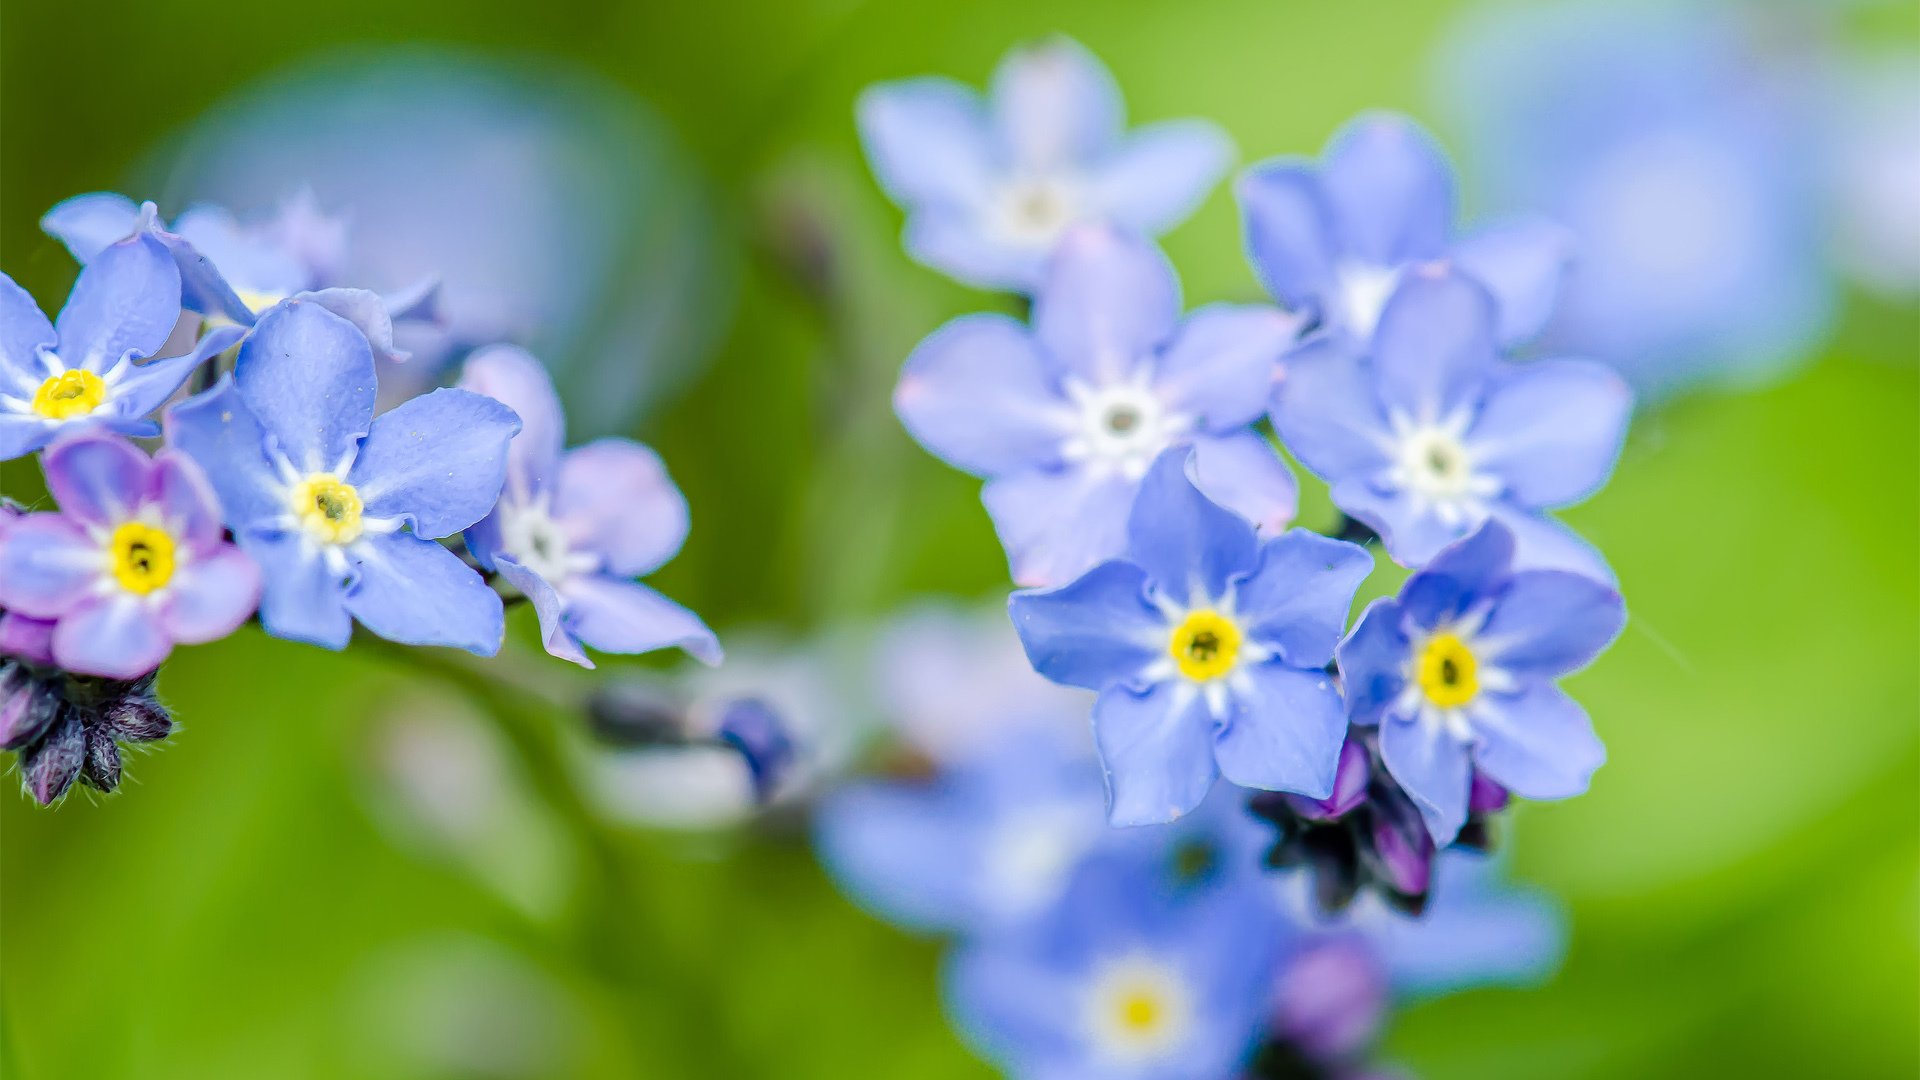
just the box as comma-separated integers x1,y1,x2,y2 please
2,1,1915,1077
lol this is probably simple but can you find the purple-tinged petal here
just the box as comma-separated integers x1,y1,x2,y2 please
1126,449,1259,603
1479,570,1625,678
1370,267,1498,422
1007,559,1161,692
1216,662,1347,798
1273,940,1389,1062
1336,597,1412,726
551,439,689,578
0,274,56,396
1269,334,1390,479
1450,217,1575,347
1484,502,1616,584
1380,715,1472,845
1295,734,1374,819
52,596,171,679
1320,113,1455,266
1398,521,1516,630
344,531,503,655
458,345,565,501
1153,304,1297,429
559,575,720,665
1237,161,1338,311
493,556,591,668
41,431,152,527
347,387,518,538
1469,772,1511,814
1094,681,1219,826
243,531,352,650
300,286,409,365
1187,431,1297,536
1235,529,1373,668
1469,683,1605,801
149,449,224,549
1372,804,1436,896
0,612,56,667
1329,476,1473,569
857,77,996,211
41,192,141,263
1093,119,1235,236
234,299,375,474
1470,359,1632,509
981,466,1135,589
172,204,310,297
0,515,101,618
53,230,181,372
894,314,1068,476
988,36,1123,167
160,545,261,644
163,376,283,530
1034,226,1181,387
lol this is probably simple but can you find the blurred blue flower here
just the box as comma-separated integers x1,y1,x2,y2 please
1830,49,1920,299
944,851,1283,1080
167,300,517,654
1009,449,1371,826
0,433,260,680
457,345,719,668
1434,1,1836,398
42,190,436,367
1272,266,1630,579
0,225,240,460
1337,521,1624,844
713,697,794,803
898,225,1301,587
1237,111,1573,349
859,36,1233,292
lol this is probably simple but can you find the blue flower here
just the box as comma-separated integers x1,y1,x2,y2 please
944,851,1283,1080
1009,449,1372,826
456,345,719,668
0,227,240,461
42,191,436,367
1271,265,1631,579
166,299,518,654
1336,521,1624,844
1341,849,1564,997
1238,111,1573,348
860,36,1233,292
899,225,1301,587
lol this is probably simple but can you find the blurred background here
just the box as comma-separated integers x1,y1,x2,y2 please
1,0,1915,1077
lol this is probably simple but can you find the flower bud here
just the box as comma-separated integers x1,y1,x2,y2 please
714,697,794,804
23,712,85,805
102,694,173,743
0,668,60,750
81,727,123,793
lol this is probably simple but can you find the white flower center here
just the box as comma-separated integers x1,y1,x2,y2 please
1334,261,1403,339
990,173,1085,250
1083,955,1194,1062
1059,372,1191,481
499,499,598,585
1383,410,1500,528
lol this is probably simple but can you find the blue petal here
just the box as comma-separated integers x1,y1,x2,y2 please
560,575,721,665
103,325,244,423
1092,119,1235,236
1187,431,1297,536
492,556,590,668
347,387,518,539
0,273,56,396
243,531,352,649
902,210,1043,293
1093,681,1220,826
1152,303,1297,429
171,204,310,297
41,193,141,263
1235,529,1373,667
344,531,503,655
1217,662,1347,798
1320,112,1455,266
1379,714,1472,844
988,36,1123,167
1336,597,1412,725
1269,334,1390,479
550,440,690,578
1125,449,1260,604
0,415,60,462
1450,216,1575,347
856,76,996,211
1470,359,1632,509
1007,559,1161,691
1033,225,1181,387
163,376,283,529
458,344,566,502
301,287,410,365
1484,502,1616,583
895,314,1067,476
1237,160,1338,313
53,230,181,372
942,943,1079,1074
1377,851,1565,995
1369,267,1497,422
981,466,1134,588
813,781,983,934
234,299,375,474
1480,570,1625,678
1398,520,1516,629
1469,683,1605,801
1329,476,1472,568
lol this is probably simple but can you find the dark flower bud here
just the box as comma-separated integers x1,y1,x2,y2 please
1271,940,1388,1063
1,667,61,750
102,695,173,743
22,711,86,805
81,728,123,793
714,697,794,804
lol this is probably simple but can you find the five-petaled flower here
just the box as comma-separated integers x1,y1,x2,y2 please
457,345,720,668
859,36,1233,292
1009,449,1372,826
167,299,519,654
0,433,261,679
898,225,1301,588
1272,265,1631,578
1337,521,1625,845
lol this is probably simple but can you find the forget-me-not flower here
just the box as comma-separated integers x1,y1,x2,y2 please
1,227,241,461
1337,521,1624,844
1009,449,1371,826
1271,265,1630,579
1238,111,1573,348
898,224,1301,588
0,433,261,679
167,300,518,654
457,345,719,668
859,36,1233,292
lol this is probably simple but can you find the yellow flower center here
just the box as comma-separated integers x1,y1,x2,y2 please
31,369,107,419
1168,610,1241,682
290,474,364,544
1416,632,1479,709
109,522,176,595
1116,989,1164,1035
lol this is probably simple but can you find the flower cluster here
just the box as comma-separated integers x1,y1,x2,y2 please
0,195,720,804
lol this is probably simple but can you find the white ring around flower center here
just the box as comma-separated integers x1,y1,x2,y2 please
1083,954,1194,1062
1059,373,1191,482
1334,260,1404,338
1383,409,1501,527
499,499,600,585
990,173,1086,250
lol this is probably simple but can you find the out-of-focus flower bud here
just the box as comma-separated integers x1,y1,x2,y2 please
23,712,86,805
714,697,794,804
